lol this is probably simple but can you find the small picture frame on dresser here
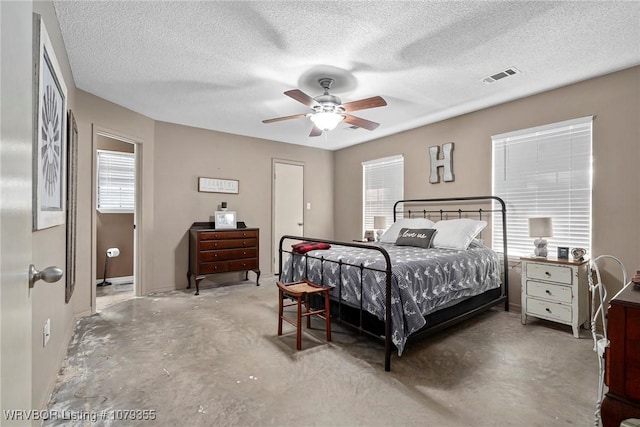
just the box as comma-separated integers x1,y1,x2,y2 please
557,246,569,259
214,211,236,229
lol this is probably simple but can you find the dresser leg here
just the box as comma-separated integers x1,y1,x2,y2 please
254,269,261,286
572,325,580,338
186,272,191,289
194,278,201,296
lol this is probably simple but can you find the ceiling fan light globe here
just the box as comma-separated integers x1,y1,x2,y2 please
310,112,344,131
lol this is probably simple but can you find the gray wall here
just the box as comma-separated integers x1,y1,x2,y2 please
152,121,334,290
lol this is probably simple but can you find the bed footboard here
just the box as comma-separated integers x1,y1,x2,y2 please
278,236,395,371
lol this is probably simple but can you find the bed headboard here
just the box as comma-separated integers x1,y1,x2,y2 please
393,195,509,289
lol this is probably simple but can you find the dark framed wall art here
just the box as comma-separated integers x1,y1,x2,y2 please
33,13,68,230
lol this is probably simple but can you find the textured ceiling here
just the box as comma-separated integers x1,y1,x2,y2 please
53,1,640,150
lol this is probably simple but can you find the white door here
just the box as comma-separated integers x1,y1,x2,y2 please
273,162,304,274
1,0,33,415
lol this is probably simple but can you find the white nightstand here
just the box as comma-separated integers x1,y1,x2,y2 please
520,256,589,338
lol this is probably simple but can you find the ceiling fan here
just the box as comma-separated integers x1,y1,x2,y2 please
263,78,387,137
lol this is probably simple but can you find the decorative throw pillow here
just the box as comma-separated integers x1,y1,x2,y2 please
395,228,437,248
379,218,436,243
432,219,487,250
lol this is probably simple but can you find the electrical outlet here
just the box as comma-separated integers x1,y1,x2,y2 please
43,318,51,347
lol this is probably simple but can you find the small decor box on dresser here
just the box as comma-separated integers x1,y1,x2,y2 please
520,256,589,338
188,222,260,295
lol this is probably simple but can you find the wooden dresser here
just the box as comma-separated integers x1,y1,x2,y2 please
187,223,260,295
601,283,640,427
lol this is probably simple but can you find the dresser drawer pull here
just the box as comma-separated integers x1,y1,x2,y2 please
545,271,551,276
545,308,552,313
545,290,552,295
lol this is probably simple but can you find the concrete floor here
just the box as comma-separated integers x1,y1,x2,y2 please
46,277,599,426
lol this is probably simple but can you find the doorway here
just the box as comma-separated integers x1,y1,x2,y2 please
92,129,140,312
273,160,304,275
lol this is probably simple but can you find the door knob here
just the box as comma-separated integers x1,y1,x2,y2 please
297,222,304,226
29,264,63,288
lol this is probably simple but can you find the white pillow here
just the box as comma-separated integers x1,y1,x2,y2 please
379,218,435,243
432,219,487,250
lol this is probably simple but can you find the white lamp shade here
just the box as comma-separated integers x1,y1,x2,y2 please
310,112,344,131
373,216,387,229
528,217,553,238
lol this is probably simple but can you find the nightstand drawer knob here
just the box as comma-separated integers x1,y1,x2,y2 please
545,308,552,313
545,271,551,276
545,290,552,295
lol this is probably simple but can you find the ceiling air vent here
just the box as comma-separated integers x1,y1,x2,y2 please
481,67,520,84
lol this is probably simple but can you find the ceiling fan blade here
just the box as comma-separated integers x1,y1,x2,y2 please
343,114,380,131
262,113,308,124
284,89,320,108
342,96,387,112
309,126,323,137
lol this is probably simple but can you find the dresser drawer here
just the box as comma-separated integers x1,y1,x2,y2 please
526,297,572,323
229,258,258,271
199,230,258,240
200,259,258,274
200,248,257,262
526,263,572,284
526,280,572,304
199,261,230,275
199,238,257,250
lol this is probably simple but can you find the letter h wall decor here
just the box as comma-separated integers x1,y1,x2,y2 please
429,142,454,183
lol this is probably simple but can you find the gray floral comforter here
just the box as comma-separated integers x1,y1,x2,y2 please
280,241,501,355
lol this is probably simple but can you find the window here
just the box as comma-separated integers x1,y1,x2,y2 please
362,155,404,235
97,149,135,213
492,116,592,257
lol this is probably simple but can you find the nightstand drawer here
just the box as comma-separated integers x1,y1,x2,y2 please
526,298,572,323
526,280,572,304
526,263,572,284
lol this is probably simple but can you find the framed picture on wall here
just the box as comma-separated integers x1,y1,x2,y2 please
65,110,78,303
33,13,68,230
198,177,239,194
214,211,237,229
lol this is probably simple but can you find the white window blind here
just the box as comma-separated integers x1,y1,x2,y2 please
362,155,404,234
492,116,592,257
97,149,135,213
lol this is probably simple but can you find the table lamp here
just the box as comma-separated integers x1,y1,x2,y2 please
528,217,553,257
374,216,387,241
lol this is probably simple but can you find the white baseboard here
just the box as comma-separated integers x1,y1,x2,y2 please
95,275,133,286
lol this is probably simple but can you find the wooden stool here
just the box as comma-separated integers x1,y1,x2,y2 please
277,279,331,350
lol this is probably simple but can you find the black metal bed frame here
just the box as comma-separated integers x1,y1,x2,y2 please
278,196,509,371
